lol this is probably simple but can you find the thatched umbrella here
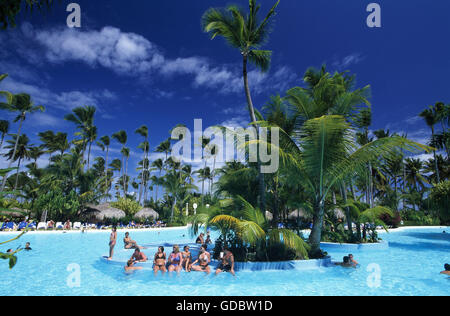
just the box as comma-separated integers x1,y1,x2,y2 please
85,203,126,221
135,208,159,220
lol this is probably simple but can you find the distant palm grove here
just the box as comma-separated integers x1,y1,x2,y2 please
0,0,449,261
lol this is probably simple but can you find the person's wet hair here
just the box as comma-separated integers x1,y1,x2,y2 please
184,245,189,251
201,244,207,251
445,264,450,271
343,256,350,264
159,246,164,252
125,232,129,236
134,248,140,253
127,259,133,267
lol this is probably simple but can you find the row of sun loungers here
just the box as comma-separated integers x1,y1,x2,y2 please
0,221,167,231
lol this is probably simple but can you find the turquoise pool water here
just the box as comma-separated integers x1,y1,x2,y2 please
0,227,449,296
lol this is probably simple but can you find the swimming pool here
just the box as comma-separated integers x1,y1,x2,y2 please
0,226,448,296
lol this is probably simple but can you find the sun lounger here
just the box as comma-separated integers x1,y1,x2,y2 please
73,222,81,230
3,222,15,231
55,222,64,230
37,222,47,230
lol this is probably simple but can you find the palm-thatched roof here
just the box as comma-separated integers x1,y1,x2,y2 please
135,208,159,219
288,209,311,220
85,203,126,221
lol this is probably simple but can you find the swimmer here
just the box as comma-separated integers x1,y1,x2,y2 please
196,233,205,244
124,259,143,273
24,242,32,251
440,264,450,276
123,232,142,249
348,254,358,266
335,256,356,268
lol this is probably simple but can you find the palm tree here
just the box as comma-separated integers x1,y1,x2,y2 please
162,170,197,221
85,125,97,169
3,134,32,191
136,125,149,205
112,130,128,197
202,0,280,213
0,93,44,192
64,105,96,167
151,158,164,201
97,135,111,199
28,146,45,166
155,138,171,169
420,104,441,183
0,120,9,151
122,147,130,196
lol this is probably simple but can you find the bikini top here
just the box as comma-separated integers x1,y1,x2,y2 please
170,252,181,263
155,252,166,260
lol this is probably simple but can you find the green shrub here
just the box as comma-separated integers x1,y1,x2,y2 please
111,198,142,216
33,189,80,221
430,180,450,224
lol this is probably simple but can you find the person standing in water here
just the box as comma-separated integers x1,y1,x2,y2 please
215,246,235,276
108,227,117,260
440,264,450,276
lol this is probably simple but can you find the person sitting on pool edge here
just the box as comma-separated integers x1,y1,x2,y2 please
182,245,193,272
440,264,450,276
153,246,167,275
168,245,183,273
215,245,235,276
123,232,142,249
191,244,211,274
130,248,147,263
124,259,143,273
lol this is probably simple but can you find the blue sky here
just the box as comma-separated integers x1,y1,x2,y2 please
1,0,449,186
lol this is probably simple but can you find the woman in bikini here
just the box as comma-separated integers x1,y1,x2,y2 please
182,245,193,272
153,246,167,275
108,227,117,260
168,245,183,273
191,245,211,274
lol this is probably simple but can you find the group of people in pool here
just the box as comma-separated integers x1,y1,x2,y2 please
125,243,235,276
335,254,359,268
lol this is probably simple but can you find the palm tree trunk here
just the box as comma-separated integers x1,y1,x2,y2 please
340,183,353,239
308,200,325,257
87,141,92,170
1,117,23,192
14,157,22,191
138,143,146,205
0,134,4,152
243,53,265,213
431,127,440,183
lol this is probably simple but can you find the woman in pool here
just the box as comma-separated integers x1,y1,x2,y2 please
215,246,235,276
196,233,205,244
153,246,167,275
168,245,183,272
191,245,211,274
108,227,117,260
182,245,193,272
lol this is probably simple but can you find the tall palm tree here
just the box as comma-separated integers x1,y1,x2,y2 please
3,134,32,191
122,147,130,196
97,135,111,199
28,146,45,166
0,93,44,192
151,158,164,200
0,120,9,151
136,125,149,205
202,0,281,213
64,105,96,167
85,125,97,170
419,104,441,183
112,130,128,197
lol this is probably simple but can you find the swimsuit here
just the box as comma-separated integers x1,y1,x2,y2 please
170,253,181,267
155,253,166,267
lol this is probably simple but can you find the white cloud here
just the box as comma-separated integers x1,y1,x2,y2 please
332,53,364,70
5,23,296,96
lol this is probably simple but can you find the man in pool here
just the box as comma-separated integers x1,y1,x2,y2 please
440,264,450,276
335,256,356,268
124,259,143,273
130,248,147,263
108,227,117,260
24,242,32,251
215,246,235,276
196,232,205,244
191,244,211,274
